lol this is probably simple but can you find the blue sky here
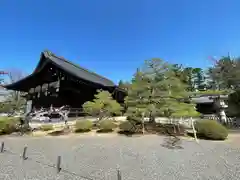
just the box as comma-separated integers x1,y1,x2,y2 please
0,0,240,84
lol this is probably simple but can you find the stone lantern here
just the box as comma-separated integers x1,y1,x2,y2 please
211,95,228,124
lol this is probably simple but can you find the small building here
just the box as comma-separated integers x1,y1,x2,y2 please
4,51,126,113
191,94,228,115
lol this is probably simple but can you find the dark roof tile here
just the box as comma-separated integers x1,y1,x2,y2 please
44,51,115,87
4,50,116,90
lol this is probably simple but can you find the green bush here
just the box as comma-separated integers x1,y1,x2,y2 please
83,90,123,118
126,116,141,122
119,121,137,133
75,120,93,133
98,120,117,132
0,117,19,135
40,124,54,131
195,120,228,140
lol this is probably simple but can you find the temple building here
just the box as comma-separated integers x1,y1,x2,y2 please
191,94,229,118
191,95,218,114
4,51,126,113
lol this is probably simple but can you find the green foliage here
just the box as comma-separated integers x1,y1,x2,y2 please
171,103,200,118
227,90,240,117
40,124,54,131
126,115,142,122
119,121,136,133
83,90,123,120
0,93,26,113
207,56,240,90
0,117,19,135
124,69,149,118
98,120,117,132
172,65,208,91
0,102,13,113
118,80,130,91
183,67,205,91
195,120,228,140
75,120,93,133
193,68,206,90
125,58,199,121
172,57,240,92
191,89,231,96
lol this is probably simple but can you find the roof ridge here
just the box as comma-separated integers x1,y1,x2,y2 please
44,51,114,84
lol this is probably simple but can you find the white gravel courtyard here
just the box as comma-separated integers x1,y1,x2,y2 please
0,134,239,180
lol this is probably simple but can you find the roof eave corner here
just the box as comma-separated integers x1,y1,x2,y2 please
42,50,54,58
0,84,7,90
1,84,13,91
115,86,127,94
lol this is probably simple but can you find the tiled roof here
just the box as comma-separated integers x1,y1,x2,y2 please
4,50,117,90
43,51,115,87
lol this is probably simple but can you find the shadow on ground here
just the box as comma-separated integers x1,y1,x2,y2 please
48,128,71,136
161,136,184,149
96,129,114,133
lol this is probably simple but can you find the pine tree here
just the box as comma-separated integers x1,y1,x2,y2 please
126,58,195,122
83,90,123,121
156,66,191,118
125,58,201,140
118,80,124,88
118,80,130,91
125,69,149,119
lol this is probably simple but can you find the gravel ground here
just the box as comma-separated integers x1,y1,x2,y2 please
0,135,239,180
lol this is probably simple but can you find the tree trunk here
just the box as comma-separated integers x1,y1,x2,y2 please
149,87,156,123
142,112,145,134
191,117,198,143
177,122,180,134
172,118,176,134
149,113,155,123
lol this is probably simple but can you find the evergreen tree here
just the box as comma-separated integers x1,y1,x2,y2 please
156,66,192,118
125,69,149,119
118,80,130,91
125,58,196,123
172,66,207,92
207,56,240,90
83,90,123,121
192,68,206,91
118,80,124,88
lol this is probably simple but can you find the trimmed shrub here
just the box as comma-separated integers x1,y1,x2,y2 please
195,119,228,140
75,120,93,133
98,120,117,132
83,90,123,119
40,124,54,131
0,117,19,135
119,121,137,133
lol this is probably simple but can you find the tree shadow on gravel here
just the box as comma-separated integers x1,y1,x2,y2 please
48,128,71,136
161,136,183,149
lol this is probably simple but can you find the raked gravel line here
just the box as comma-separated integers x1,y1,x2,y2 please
0,135,239,180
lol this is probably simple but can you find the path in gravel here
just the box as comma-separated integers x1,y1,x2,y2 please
0,134,239,180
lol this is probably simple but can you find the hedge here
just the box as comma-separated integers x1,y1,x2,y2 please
0,117,20,135
195,119,228,140
40,124,54,131
75,120,93,133
98,120,117,132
